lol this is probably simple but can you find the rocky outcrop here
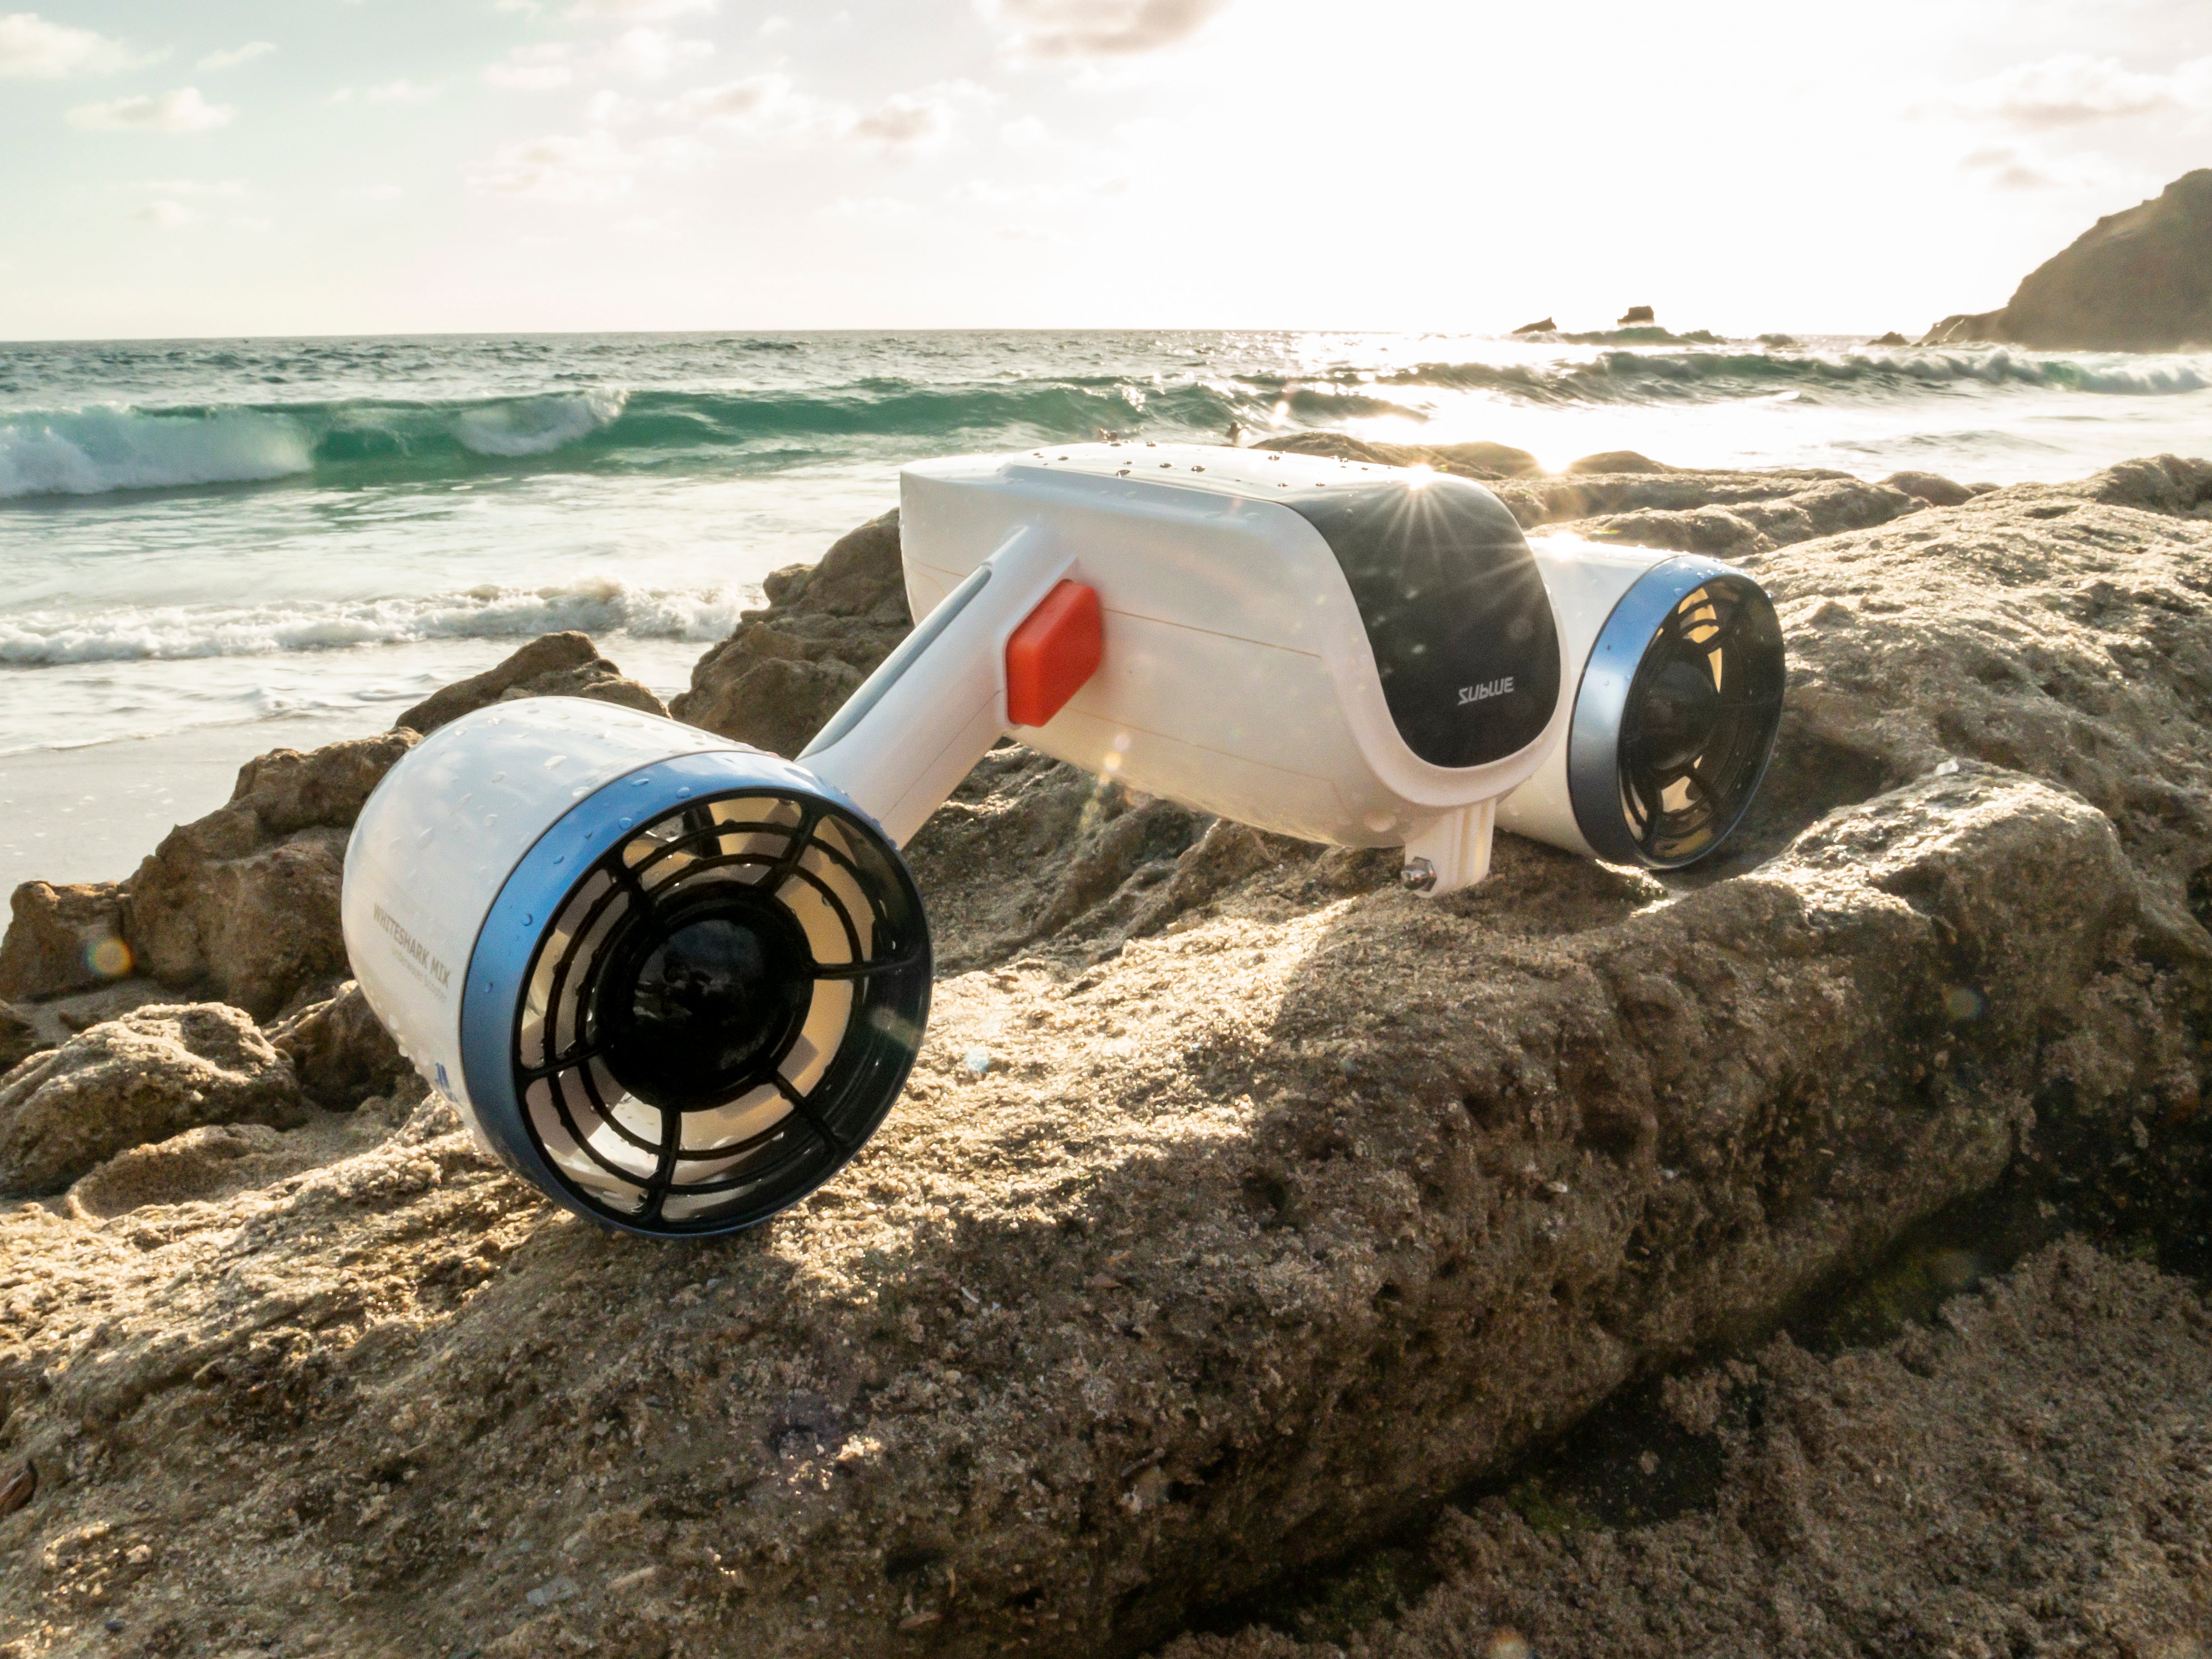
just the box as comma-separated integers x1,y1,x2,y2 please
1756,455,2212,914
0,465,2203,1659
0,1001,36,1076
0,1004,301,1195
0,635,670,1023
1619,305,1655,325
671,510,913,755
1921,169,2212,351
0,757,2197,1659
393,631,667,736
122,733,419,1021
268,981,407,1110
1251,432,1926,553
1879,469,1982,508
0,881,128,1002
1164,1243,2212,1659
1252,430,1541,480
1510,317,1555,335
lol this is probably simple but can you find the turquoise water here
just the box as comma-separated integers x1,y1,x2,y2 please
3,328,2209,762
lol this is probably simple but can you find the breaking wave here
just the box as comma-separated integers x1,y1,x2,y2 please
4,345,2204,502
0,578,747,665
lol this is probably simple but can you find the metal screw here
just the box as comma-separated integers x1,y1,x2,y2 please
1400,857,1437,893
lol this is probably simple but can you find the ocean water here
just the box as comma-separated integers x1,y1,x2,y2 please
2,327,2207,891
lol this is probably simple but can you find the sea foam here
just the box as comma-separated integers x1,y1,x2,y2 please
0,579,748,666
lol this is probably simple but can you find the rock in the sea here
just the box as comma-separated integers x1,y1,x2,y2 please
1869,330,1910,345
1921,169,2212,351
0,880,128,1002
1511,317,1556,335
268,980,407,1109
672,510,912,755
0,1000,37,1076
0,1003,302,1195
1618,305,1656,324
393,631,668,736
123,733,418,1021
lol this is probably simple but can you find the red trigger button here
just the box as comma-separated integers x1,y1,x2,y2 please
1005,581,1103,729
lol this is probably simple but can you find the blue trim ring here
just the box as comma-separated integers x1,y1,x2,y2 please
1565,556,1782,869
458,747,913,1235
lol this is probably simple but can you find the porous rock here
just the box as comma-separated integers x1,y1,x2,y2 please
0,1000,37,1076
1257,430,1923,552
393,632,668,737
1161,1242,2212,1659
122,733,418,1021
1752,454,2212,911
0,880,128,1002
0,1003,301,1195
0,467,2205,1659
1879,469,1979,508
671,509,913,755
268,981,407,1110
0,761,2196,1659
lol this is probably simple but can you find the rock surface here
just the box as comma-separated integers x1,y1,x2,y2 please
0,463,2205,1659
1755,454,2212,916
0,1004,302,1195
1162,1242,2212,1659
0,1001,37,1076
394,632,668,737
0,881,128,1003
121,733,420,1021
268,981,408,1110
671,510,913,755
0,635,668,1025
1922,168,2212,351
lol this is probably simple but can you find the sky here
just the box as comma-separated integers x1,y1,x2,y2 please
0,0,2207,340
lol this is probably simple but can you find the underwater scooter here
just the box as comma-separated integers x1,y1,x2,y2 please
341,443,1786,1237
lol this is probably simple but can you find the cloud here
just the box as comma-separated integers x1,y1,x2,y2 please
660,75,980,153
347,183,405,200
66,87,235,132
819,195,922,223
607,26,713,79
757,14,789,35
114,176,247,196
133,200,192,227
197,40,275,71
1957,144,2105,192
568,0,716,17
486,43,575,90
464,128,698,201
661,72,837,136
851,92,952,152
0,11,141,78
978,0,1234,60
366,78,439,104
1954,52,2212,129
